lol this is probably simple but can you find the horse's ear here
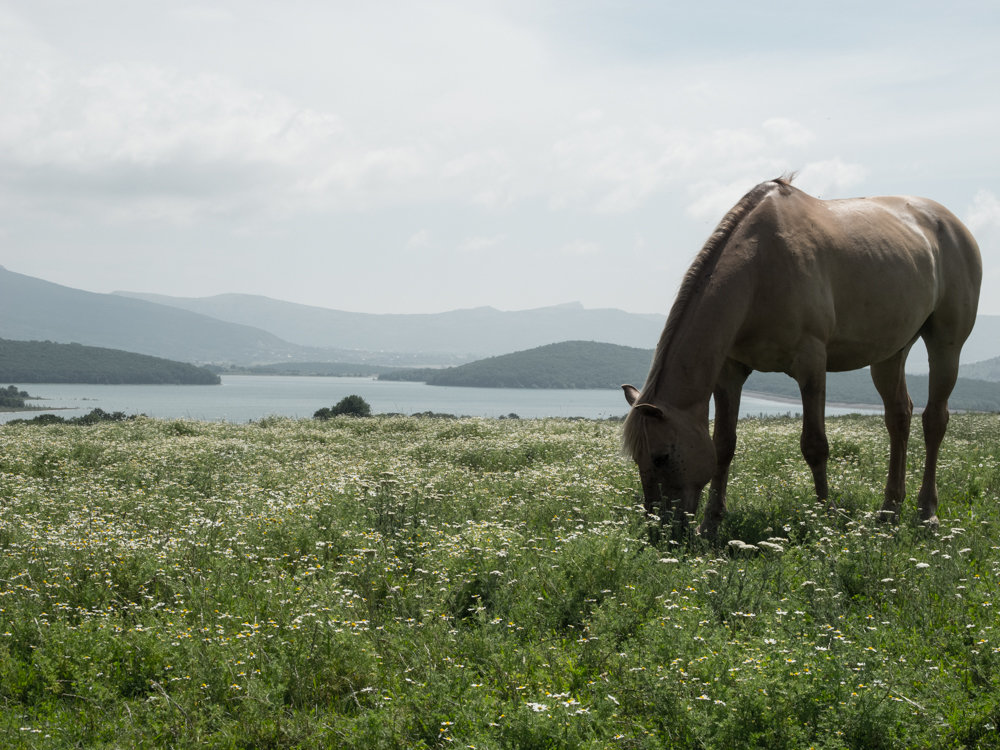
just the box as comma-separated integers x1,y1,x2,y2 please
622,386,665,419
622,384,641,406
635,403,665,419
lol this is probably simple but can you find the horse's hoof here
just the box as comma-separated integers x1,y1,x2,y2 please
876,508,899,524
695,522,719,539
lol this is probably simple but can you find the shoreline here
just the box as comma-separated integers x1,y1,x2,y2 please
743,389,883,413
0,405,73,414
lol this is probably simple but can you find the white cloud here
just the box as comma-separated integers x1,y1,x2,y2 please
559,240,601,257
441,149,514,207
0,52,445,221
1,2,997,314
458,235,505,255
965,190,1000,314
794,159,869,198
683,157,870,224
405,229,432,251
762,118,815,148
684,176,766,222
965,189,1000,234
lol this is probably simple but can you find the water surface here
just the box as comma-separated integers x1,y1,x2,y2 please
0,375,880,424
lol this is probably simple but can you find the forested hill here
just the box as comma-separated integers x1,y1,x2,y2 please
381,340,1000,411
0,339,221,384
382,341,653,389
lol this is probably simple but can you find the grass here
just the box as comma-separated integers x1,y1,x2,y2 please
0,412,998,748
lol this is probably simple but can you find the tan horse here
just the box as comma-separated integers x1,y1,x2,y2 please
622,177,982,536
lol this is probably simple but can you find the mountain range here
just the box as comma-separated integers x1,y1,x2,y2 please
1,266,998,376
0,266,318,364
0,265,666,364
113,290,667,357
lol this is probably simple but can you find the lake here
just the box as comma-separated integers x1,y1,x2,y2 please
0,375,881,424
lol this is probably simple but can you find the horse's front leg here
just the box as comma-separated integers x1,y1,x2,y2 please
699,360,751,537
795,360,830,504
870,350,913,522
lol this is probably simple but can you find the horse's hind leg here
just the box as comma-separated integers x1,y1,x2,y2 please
918,341,963,526
870,348,914,522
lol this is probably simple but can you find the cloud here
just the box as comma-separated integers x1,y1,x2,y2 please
794,159,869,198
545,114,826,217
762,118,815,148
441,149,514,207
0,35,439,221
2,2,997,315
965,189,1000,234
0,59,346,218
458,235,505,255
682,156,869,223
0,6,929,232
559,240,602,257
405,229,432,251
684,175,773,222
965,190,1000,310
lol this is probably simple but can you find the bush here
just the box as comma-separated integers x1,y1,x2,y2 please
7,408,135,426
314,395,372,419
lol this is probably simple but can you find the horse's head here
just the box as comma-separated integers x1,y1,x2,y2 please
622,385,715,525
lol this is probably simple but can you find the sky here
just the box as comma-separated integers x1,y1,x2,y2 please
1,0,998,315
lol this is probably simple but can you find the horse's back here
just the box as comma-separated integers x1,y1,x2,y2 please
730,186,982,371
786,189,980,321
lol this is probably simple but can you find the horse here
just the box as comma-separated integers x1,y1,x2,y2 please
622,176,982,536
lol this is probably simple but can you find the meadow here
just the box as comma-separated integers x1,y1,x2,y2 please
0,412,998,748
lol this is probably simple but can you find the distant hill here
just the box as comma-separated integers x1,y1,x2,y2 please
960,356,1000,382
0,266,323,365
114,291,668,357
747,370,1000,412
383,341,1000,411
0,339,220,384
382,341,652,389
907,315,1000,373
234,362,397,377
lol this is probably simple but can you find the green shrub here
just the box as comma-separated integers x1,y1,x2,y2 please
315,394,372,419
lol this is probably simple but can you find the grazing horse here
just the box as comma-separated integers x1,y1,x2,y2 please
622,177,982,536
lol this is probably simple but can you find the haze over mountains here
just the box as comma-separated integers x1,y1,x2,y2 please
113,291,667,356
2,266,998,377
0,266,665,365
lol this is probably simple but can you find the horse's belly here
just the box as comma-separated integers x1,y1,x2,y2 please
825,340,915,371
825,303,931,370
731,315,925,374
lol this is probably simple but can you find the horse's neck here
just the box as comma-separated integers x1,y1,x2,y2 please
646,282,749,413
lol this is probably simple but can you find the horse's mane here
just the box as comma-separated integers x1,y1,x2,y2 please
623,175,794,460
650,175,793,380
